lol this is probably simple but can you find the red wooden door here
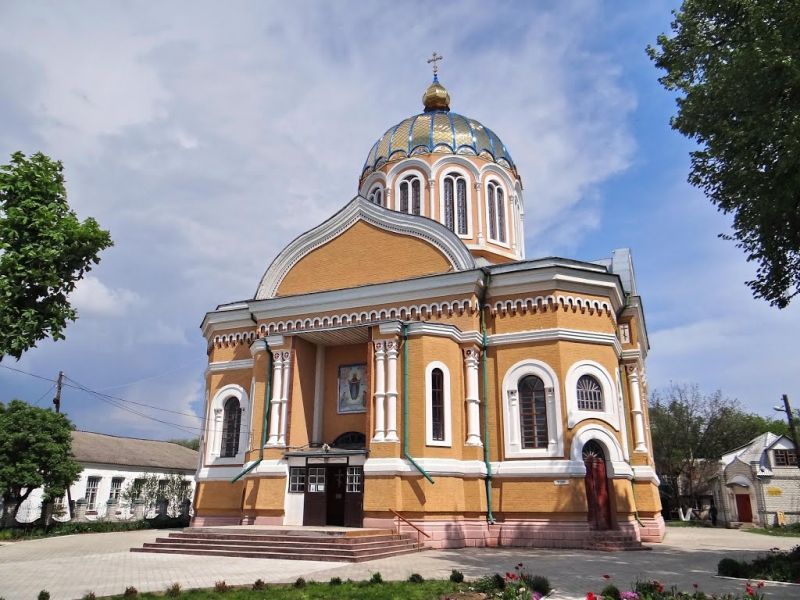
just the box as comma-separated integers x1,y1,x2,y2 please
584,442,612,530
735,494,753,522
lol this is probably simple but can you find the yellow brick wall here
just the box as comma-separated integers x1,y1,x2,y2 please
277,221,452,296
288,337,316,448
195,480,245,515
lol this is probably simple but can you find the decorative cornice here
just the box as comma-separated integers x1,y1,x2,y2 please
492,294,615,321
255,196,477,299
206,358,255,374
488,328,622,354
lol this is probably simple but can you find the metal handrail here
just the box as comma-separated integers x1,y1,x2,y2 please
389,508,430,547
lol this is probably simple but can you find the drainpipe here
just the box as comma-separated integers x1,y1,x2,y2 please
231,340,273,483
479,270,495,524
401,322,434,484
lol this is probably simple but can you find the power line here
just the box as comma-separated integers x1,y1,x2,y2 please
33,384,56,406
0,363,60,384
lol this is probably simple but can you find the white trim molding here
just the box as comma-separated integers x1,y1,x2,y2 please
565,360,621,431
206,358,255,375
570,424,631,478
206,383,250,465
501,359,564,459
425,361,452,447
255,196,476,299
488,328,622,354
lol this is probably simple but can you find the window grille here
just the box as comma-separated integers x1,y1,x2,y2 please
444,178,455,230
346,467,362,493
576,375,604,411
109,477,124,501
774,449,797,467
288,467,305,493
431,368,445,441
496,187,506,242
456,177,468,234
518,375,548,449
221,396,241,457
307,467,326,492
85,476,101,511
368,186,383,206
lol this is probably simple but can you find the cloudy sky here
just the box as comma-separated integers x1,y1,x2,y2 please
1,0,798,440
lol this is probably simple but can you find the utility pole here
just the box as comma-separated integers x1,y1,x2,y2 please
775,394,800,472
53,370,63,413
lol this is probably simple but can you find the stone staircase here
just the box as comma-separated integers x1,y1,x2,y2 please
130,527,425,562
586,530,650,551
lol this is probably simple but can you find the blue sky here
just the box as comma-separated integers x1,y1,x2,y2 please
1,0,797,440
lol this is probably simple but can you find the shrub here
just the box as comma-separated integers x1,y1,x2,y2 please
718,557,744,578
369,572,383,584
329,577,342,586
293,578,306,589
38,591,50,600
251,580,265,591
165,583,182,597
522,574,552,596
407,573,424,583
600,584,620,600
473,573,506,593
213,581,230,593
449,569,464,583
81,593,96,600
635,580,665,596
123,586,138,598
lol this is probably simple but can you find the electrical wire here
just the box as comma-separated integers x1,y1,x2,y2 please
33,383,56,406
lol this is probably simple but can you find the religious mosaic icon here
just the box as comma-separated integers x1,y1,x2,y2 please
338,364,367,414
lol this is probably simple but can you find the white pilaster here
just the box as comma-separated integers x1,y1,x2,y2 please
267,352,283,446
372,341,386,442
474,181,485,244
627,366,648,453
463,348,482,446
385,339,399,442
211,408,223,458
278,351,292,446
312,345,325,445
507,389,520,448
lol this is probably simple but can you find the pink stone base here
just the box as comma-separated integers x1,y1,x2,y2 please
366,516,656,549
253,515,283,525
638,514,666,542
190,515,242,526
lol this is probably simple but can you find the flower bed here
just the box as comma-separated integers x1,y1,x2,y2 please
717,545,800,583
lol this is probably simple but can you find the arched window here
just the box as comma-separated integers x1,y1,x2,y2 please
576,375,604,411
430,368,445,441
487,180,507,243
442,172,468,235
367,185,384,206
518,375,548,449
399,174,422,215
221,397,241,458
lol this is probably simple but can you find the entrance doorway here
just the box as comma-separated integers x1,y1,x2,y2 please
735,494,753,522
583,440,612,530
302,463,363,527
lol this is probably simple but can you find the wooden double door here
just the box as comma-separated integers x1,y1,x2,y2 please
583,440,613,530
303,463,363,527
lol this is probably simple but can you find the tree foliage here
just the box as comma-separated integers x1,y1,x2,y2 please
168,438,200,451
122,473,191,518
0,151,113,360
650,383,789,514
0,400,82,526
648,0,800,308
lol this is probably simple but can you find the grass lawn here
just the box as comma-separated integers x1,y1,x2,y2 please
111,581,462,600
664,520,711,528
744,526,800,537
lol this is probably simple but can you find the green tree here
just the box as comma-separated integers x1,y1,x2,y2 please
648,0,800,308
122,473,191,519
0,400,82,527
650,383,789,516
0,151,113,360
168,438,200,451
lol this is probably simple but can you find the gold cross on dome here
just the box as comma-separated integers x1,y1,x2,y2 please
427,52,443,76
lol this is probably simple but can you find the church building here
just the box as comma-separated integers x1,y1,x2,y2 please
194,64,665,548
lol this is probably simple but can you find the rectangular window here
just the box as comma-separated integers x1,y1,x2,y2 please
307,467,326,492
132,478,146,499
288,467,306,493
158,479,168,498
85,476,101,511
774,449,797,466
110,477,124,501
346,467,362,493
619,324,631,344
431,368,445,441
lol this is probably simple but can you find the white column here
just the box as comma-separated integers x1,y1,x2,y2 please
278,351,292,446
474,181,485,244
507,389,520,449
385,339,399,442
428,178,436,219
267,352,283,445
312,345,325,445
463,348,482,446
546,387,556,448
372,341,386,442
211,408,223,457
628,366,648,453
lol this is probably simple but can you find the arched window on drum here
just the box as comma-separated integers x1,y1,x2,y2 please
518,375,548,449
576,375,604,411
367,185,384,206
220,397,241,458
398,174,422,215
486,180,507,243
442,172,468,235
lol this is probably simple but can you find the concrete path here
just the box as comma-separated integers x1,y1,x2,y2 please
0,527,797,600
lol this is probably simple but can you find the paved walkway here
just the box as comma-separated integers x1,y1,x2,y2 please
0,527,797,600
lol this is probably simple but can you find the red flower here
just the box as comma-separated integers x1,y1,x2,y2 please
602,575,611,580
586,593,597,600
757,581,765,589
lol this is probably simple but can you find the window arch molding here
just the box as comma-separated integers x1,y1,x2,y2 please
436,164,473,238
208,383,250,463
501,359,563,458
565,360,620,431
570,424,631,478
425,361,452,447
360,171,387,199
366,184,385,207
393,168,426,216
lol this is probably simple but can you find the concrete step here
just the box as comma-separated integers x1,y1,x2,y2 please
156,535,415,549
131,544,423,562
142,540,417,557
167,532,405,544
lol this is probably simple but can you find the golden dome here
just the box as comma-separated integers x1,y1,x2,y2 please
422,77,450,112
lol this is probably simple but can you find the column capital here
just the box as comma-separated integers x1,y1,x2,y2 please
373,340,387,352
266,334,285,348
250,339,268,357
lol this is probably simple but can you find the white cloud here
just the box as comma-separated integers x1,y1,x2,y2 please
70,276,141,317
